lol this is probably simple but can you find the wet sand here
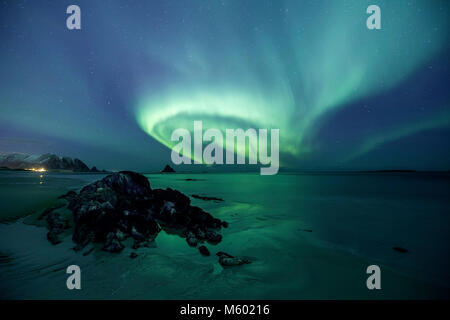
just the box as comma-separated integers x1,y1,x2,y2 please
0,171,449,299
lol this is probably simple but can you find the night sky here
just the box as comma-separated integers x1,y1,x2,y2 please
0,0,449,172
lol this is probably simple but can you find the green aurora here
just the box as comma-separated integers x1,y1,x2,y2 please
0,0,449,171
135,0,449,166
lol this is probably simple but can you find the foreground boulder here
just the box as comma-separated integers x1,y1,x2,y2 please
198,245,210,256
42,171,226,254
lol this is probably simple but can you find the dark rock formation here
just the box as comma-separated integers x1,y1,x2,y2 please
186,231,199,247
39,202,65,220
82,246,95,256
216,252,251,267
205,229,222,243
198,245,210,256
43,171,227,255
103,231,125,252
58,190,77,201
191,194,224,202
160,164,175,173
46,211,69,244
393,247,408,253
130,252,138,259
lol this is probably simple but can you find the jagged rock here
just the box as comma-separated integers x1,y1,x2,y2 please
45,210,69,245
38,202,65,220
153,188,190,208
58,190,77,201
77,170,151,197
199,245,210,256
205,230,222,243
195,228,206,239
191,194,224,202
43,171,225,255
217,252,251,267
186,231,199,247
47,231,62,245
393,247,408,253
132,239,156,249
131,226,146,242
82,246,95,256
46,211,68,230
160,164,175,173
102,232,124,253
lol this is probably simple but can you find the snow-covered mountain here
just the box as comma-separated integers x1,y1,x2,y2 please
0,153,100,172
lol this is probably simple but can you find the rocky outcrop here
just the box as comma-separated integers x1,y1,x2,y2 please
393,247,408,253
191,194,224,202
160,164,175,173
42,171,227,255
38,172,253,266
46,211,69,244
198,245,210,256
216,252,251,267
130,252,138,259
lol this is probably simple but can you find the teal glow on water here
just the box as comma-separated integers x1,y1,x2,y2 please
147,172,450,289
0,171,107,221
0,171,449,299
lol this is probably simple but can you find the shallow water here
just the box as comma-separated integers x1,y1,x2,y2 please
0,171,449,299
0,171,107,221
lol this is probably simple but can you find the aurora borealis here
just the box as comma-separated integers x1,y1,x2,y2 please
0,0,449,171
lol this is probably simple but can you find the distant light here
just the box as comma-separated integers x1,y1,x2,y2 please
27,168,47,172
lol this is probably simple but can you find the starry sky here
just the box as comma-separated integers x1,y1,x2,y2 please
0,0,449,172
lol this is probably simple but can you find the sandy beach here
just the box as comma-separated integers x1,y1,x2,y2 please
0,171,449,299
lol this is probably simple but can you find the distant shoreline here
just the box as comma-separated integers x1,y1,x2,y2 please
2,166,448,175
140,169,450,175
0,167,109,174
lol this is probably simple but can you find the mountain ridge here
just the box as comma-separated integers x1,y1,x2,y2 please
0,152,106,172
